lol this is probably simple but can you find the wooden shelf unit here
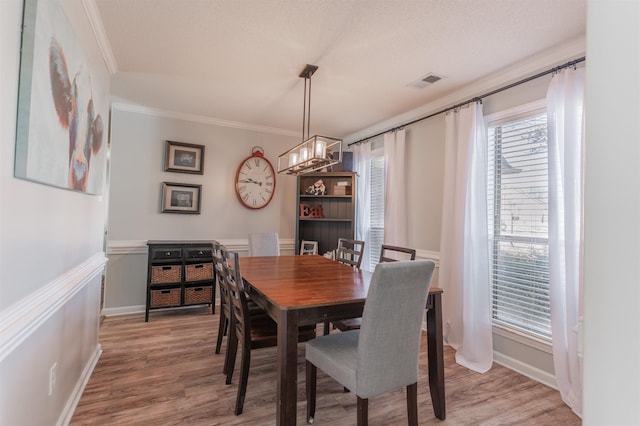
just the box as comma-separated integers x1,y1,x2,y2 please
145,240,216,322
295,172,356,255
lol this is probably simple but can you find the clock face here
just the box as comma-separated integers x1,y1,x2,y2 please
235,154,276,209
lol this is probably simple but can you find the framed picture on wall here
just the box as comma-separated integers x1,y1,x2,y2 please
14,0,108,194
161,182,202,214
164,141,204,174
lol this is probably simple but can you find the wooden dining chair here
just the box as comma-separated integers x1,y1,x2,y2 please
300,240,318,255
221,249,316,415
322,238,366,335
305,260,436,426
332,244,417,332
379,244,417,263
336,238,365,269
214,242,273,376
213,242,230,363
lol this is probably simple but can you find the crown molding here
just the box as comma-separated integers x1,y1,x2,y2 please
111,103,299,137
82,0,118,74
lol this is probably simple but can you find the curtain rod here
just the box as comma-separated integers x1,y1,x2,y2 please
347,56,586,147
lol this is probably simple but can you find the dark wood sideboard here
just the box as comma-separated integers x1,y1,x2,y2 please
145,240,216,321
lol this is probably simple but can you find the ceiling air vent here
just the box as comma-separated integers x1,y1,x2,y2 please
409,72,446,89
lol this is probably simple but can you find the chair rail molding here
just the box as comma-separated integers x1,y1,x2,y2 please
415,249,440,266
107,239,296,256
0,252,107,362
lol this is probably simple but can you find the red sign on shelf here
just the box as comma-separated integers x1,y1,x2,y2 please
299,203,324,218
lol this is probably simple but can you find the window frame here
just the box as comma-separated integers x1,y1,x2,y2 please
485,99,552,343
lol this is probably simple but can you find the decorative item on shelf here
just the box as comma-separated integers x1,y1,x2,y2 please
299,203,324,219
332,180,352,196
323,250,336,260
277,64,343,175
304,179,326,195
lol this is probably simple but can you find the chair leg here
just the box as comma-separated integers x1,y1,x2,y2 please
407,383,418,426
215,315,227,354
356,397,368,426
306,361,316,424
225,333,238,384
234,343,251,415
323,321,330,335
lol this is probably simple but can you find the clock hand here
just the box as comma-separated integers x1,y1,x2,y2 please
239,178,262,185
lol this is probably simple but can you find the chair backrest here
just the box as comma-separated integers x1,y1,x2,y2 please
249,232,280,256
212,241,229,306
336,238,365,269
356,260,435,398
300,240,318,255
220,248,252,346
379,244,416,263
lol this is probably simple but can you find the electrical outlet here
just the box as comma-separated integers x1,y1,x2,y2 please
49,363,57,396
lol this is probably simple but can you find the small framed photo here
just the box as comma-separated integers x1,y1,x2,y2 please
161,182,202,214
164,141,204,174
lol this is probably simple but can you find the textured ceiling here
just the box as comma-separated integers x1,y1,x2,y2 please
94,0,586,140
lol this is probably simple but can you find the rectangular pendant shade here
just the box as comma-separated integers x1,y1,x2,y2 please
278,135,342,175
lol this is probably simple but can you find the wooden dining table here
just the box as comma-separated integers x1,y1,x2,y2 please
240,255,445,426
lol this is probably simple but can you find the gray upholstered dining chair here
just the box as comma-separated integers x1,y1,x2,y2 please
305,259,436,426
332,244,417,332
248,232,280,256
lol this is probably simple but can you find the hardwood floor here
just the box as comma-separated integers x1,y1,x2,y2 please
71,307,580,425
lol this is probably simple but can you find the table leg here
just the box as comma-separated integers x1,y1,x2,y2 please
426,292,446,420
277,309,299,426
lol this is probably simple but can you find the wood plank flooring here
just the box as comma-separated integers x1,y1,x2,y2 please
71,307,581,425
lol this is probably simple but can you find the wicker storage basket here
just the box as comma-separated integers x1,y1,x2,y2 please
184,286,213,305
150,288,181,307
151,264,182,284
185,262,214,282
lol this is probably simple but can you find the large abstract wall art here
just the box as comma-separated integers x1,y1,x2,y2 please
15,0,108,194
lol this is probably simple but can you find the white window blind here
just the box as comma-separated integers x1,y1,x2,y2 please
368,154,385,271
487,107,551,339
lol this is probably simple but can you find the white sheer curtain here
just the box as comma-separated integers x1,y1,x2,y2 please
384,129,407,246
353,143,372,268
439,102,493,373
547,66,585,418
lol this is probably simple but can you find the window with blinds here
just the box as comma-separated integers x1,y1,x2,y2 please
487,105,551,340
368,153,385,272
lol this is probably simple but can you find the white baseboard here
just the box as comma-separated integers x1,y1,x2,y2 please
58,343,103,426
102,304,216,317
493,350,558,390
102,305,145,316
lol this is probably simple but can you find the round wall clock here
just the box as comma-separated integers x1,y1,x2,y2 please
235,147,276,209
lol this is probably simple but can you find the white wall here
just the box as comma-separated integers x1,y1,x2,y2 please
583,1,640,424
104,105,301,314
0,0,108,424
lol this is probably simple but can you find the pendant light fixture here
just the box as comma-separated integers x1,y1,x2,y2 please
277,64,343,175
